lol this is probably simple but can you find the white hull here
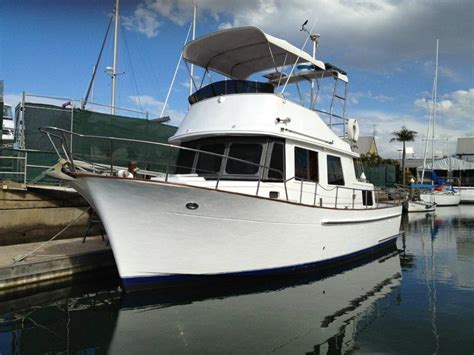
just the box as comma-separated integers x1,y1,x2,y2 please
420,191,461,206
459,187,474,204
406,200,436,213
71,176,402,289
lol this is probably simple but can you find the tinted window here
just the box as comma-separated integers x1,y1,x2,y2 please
176,149,196,174
362,190,373,206
295,147,318,181
226,143,262,175
268,143,284,180
327,155,345,185
196,144,225,175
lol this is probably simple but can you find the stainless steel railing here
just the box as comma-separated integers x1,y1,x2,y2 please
40,126,401,209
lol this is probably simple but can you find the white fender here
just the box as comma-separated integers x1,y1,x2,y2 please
347,119,360,142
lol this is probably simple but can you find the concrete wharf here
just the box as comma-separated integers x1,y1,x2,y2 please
0,236,115,294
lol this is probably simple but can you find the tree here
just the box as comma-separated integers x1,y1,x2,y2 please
390,126,417,185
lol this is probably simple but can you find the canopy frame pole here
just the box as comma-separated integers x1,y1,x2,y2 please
184,61,199,91
205,69,213,85
295,82,304,106
198,68,208,89
313,72,324,109
277,53,289,88
267,43,279,76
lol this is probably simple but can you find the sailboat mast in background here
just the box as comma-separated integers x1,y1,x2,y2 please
431,38,439,174
189,1,197,97
111,0,120,115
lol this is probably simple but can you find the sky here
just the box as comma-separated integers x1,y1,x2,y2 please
1,0,473,158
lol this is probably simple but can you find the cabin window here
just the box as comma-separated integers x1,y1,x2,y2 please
327,155,345,185
267,142,285,180
175,136,284,180
226,143,263,175
295,147,319,182
362,190,374,206
196,143,225,175
176,149,196,174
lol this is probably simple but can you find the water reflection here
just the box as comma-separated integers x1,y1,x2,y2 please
354,205,474,354
0,249,401,354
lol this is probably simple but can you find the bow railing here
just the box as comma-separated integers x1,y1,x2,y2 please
40,126,401,209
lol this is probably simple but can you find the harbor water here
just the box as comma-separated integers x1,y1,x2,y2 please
1,205,473,354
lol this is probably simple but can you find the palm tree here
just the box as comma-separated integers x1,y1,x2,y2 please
390,126,417,185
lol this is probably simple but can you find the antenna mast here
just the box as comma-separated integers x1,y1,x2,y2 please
300,20,320,110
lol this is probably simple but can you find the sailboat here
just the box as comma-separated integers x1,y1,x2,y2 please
419,39,460,207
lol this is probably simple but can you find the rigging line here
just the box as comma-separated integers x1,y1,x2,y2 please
83,15,114,109
135,30,162,97
160,22,193,118
122,25,144,115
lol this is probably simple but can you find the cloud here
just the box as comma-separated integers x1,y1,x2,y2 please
122,4,161,38
415,88,474,120
348,90,395,105
355,88,474,158
127,0,473,71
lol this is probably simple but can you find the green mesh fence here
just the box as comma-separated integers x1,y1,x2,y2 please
363,165,397,188
11,103,178,183
0,148,26,183
70,109,178,172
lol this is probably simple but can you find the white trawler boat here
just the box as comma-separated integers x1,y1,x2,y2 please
43,27,402,290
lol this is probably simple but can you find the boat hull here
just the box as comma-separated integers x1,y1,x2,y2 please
420,192,461,206
405,200,436,213
71,176,402,290
459,187,474,204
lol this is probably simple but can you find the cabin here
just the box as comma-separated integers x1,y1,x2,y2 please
168,27,376,208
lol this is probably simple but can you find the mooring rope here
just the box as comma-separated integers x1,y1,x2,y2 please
12,209,89,263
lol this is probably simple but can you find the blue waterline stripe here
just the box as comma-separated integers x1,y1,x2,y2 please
122,236,399,288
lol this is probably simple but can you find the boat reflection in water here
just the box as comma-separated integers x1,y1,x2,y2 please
0,247,401,354
112,248,401,354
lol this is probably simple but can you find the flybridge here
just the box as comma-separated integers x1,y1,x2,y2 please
183,26,347,84
183,26,351,138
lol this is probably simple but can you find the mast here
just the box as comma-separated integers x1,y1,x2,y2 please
189,1,197,97
111,0,120,115
90,65,96,111
431,39,439,181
